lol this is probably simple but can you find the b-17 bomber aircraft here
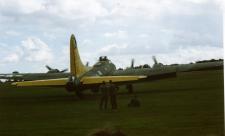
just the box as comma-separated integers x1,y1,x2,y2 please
116,54,223,77
12,34,177,96
0,66,70,82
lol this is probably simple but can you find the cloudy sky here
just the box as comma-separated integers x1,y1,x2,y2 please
0,0,223,73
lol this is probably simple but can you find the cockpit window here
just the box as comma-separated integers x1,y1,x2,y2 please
97,71,103,75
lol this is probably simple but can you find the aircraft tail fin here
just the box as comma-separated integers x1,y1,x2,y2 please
70,34,87,77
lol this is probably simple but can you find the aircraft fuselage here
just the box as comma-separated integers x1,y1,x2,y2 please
81,59,116,78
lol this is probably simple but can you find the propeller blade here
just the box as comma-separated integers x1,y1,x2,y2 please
131,59,135,68
45,65,52,70
60,68,68,73
152,56,158,64
86,62,89,67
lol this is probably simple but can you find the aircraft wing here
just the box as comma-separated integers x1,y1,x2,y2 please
12,71,176,87
0,74,24,81
0,75,12,79
82,71,176,85
12,78,68,86
12,76,146,87
81,76,147,84
0,74,23,78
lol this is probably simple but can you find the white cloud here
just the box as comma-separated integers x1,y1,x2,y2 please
43,32,56,40
0,0,45,14
107,0,216,20
109,0,162,19
0,0,109,23
104,45,223,68
104,30,128,39
139,33,149,38
2,53,20,63
0,37,53,63
0,45,23,63
21,37,53,62
5,30,20,36
0,0,222,72
99,43,128,54
158,46,223,64
184,0,210,4
0,0,221,23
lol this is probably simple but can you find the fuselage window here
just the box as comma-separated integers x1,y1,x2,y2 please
97,71,103,75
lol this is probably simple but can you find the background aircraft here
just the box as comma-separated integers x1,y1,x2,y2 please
116,57,223,76
12,34,177,97
45,65,68,73
0,65,70,82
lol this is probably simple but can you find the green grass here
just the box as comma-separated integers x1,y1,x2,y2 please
0,70,224,136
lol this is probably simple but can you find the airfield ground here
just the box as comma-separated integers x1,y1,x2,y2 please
0,70,224,136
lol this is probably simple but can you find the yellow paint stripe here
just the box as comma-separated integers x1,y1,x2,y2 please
12,78,68,86
81,76,146,84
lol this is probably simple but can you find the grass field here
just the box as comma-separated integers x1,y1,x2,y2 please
0,70,224,136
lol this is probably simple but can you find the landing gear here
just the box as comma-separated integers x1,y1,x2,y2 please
65,82,74,92
65,82,83,99
126,84,133,94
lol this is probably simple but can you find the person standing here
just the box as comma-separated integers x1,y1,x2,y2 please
109,80,118,110
99,81,109,110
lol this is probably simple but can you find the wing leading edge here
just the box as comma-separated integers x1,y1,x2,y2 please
12,71,176,87
81,76,147,84
12,78,68,86
12,76,147,87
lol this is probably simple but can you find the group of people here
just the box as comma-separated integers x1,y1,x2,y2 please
99,80,141,110
99,80,118,110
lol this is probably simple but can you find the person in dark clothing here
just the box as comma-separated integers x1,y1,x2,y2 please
128,95,140,107
126,84,133,94
109,80,118,110
99,81,109,110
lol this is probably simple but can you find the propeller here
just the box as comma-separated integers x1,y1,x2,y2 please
45,65,68,73
131,59,135,68
152,56,158,64
85,62,89,67
60,68,68,73
45,65,52,70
